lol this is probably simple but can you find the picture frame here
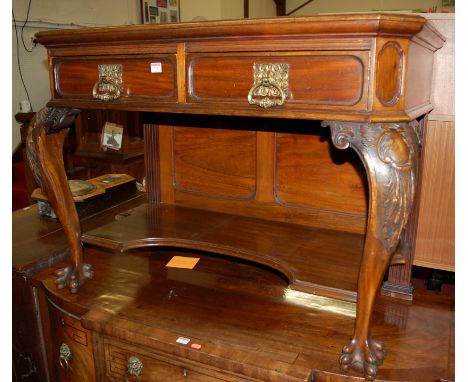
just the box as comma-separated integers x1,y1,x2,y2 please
101,122,124,151
141,0,179,24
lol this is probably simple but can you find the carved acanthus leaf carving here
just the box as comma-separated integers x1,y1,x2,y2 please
26,107,79,192
322,120,419,253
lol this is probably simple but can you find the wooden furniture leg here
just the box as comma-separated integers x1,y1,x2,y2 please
323,120,420,380
382,115,427,300
26,107,94,292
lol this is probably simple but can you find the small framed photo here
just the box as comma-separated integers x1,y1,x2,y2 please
141,0,179,24
101,122,123,151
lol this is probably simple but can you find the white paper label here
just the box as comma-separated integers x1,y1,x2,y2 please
176,337,191,345
151,62,162,73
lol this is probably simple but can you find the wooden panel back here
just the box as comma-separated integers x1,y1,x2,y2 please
275,132,367,215
173,127,256,199
75,109,144,155
152,115,367,234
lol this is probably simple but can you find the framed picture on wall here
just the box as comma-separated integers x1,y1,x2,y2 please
141,0,179,24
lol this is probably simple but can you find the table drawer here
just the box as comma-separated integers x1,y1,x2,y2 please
104,339,251,382
187,52,368,111
52,55,177,102
48,300,96,382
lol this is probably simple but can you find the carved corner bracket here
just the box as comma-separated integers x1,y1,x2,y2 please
26,107,94,293
322,120,420,380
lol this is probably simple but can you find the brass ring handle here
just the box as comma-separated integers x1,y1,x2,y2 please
125,356,143,382
247,79,286,109
59,356,69,371
92,77,121,101
59,343,72,371
247,63,289,109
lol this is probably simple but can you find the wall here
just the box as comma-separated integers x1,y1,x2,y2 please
179,0,224,21
180,0,276,21
286,0,445,15
249,0,277,18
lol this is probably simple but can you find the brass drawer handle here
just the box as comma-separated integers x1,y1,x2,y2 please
125,356,143,382
247,63,289,109
59,343,72,371
92,64,123,101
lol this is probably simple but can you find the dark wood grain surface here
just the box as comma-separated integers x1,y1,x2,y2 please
36,13,444,123
187,53,366,106
12,194,145,276
13,193,453,382
81,202,363,301
55,56,177,100
154,117,368,235
35,246,454,382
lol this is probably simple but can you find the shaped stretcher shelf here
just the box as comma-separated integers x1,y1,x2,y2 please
81,203,364,302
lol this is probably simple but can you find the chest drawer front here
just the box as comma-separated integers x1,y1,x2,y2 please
105,340,250,381
48,302,96,382
187,52,368,110
53,55,177,101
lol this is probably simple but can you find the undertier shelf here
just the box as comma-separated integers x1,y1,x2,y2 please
81,203,364,302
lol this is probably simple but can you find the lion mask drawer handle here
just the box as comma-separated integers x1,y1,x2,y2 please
59,343,72,371
92,64,123,101
247,63,289,109
125,356,143,382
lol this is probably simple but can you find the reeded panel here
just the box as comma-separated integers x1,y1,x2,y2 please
54,55,177,100
187,53,366,108
275,132,367,215
173,127,256,199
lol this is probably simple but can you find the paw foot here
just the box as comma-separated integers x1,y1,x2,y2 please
54,263,94,293
340,337,385,381
369,337,385,365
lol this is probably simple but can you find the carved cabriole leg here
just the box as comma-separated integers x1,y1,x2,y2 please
382,115,426,300
322,120,419,381
26,107,94,293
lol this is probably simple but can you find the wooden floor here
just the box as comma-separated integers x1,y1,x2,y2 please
38,246,454,382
